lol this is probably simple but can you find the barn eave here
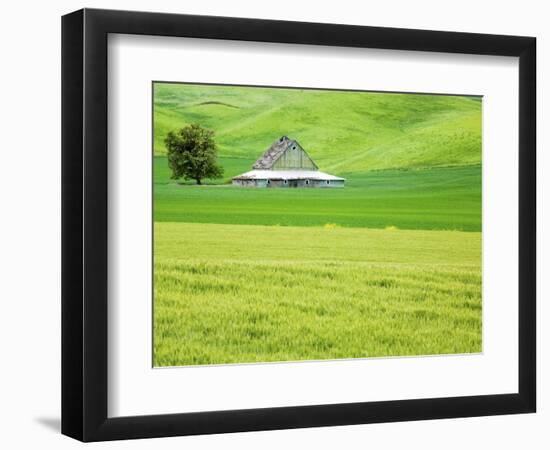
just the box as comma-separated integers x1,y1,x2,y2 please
232,169,345,181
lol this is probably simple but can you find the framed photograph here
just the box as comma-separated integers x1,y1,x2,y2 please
61,8,536,442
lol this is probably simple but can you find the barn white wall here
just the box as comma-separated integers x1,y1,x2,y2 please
0,0,546,448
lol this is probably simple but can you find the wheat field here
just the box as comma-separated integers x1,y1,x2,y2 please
154,223,481,366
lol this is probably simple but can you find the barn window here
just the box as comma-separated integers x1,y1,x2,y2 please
326,180,330,184
284,180,288,184
306,179,310,185
267,179,271,184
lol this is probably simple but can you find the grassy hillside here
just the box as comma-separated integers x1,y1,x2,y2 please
154,223,481,366
153,82,482,173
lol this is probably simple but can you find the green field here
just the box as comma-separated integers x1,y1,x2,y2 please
154,223,481,366
154,157,481,231
153,82,482,366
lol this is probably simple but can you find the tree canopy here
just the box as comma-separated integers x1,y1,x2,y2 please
165,124,223,185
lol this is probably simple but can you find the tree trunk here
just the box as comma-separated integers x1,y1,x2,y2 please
196,179,202,185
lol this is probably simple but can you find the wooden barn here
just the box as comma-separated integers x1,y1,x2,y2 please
232,136,345,188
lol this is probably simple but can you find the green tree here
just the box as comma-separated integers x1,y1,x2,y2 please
165,124,223,185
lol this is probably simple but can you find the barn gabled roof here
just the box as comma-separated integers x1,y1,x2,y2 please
252,136,318,170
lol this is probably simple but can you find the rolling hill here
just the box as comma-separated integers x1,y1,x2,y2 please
153,82,482,174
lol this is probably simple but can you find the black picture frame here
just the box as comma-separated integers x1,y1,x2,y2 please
61,8,536,442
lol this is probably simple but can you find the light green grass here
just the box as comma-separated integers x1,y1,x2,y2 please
154,222,481,366
155,156,481,231
154,83,481,172
152,83,483,366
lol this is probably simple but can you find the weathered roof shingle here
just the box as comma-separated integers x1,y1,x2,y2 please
252,136,295,169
